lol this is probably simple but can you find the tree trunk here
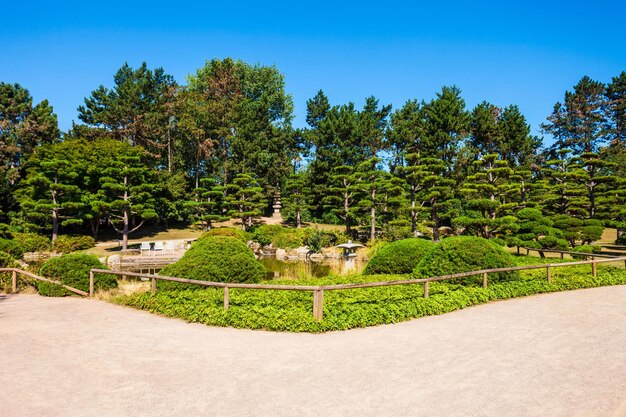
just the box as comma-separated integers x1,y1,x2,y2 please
344,191,351,234
410,187,417,237
370,190,376,240
296,208,301,228
432,213,440,242
122,206,130,250
52,207,59,242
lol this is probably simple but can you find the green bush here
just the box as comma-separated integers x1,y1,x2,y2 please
571,244,602,260
0,251,18,268
364,238,436,275
303,228,348,250
160,236,265,285
200,227,251,243
0,251,19,292
414,236,518,282
13,233,51,253
38,253,115,297
251,225,290,246
0,238,25,258
51,235,96,253
114,264,626,332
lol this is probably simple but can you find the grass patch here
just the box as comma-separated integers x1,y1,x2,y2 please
112,263,626,332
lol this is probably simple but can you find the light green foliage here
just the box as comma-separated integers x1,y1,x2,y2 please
160,236,265,284
12,233,50,253
0,238,25,258
115,264,626,332
37,253,115,297
51,235,96,253
199,227,251,243
414,236,517,282
364,238,436,275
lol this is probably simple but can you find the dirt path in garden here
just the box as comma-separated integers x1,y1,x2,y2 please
2,289,626,417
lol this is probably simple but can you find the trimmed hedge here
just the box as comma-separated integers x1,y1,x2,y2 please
13,233,51,253
114,265,626,332
160,236,265,285
414,236,517,282
200,228,251,243
38,254,116,297
364,238,436,275
52,235,96,253
0,238,25,258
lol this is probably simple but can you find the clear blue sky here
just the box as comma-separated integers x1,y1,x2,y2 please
2,1,625,143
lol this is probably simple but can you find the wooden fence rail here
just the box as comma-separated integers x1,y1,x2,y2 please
0,268,88,297
90,255,626,322
518,246,623,259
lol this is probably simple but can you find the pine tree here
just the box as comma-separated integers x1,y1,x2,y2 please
224,174,265,231
186,178,228,231
19,143,85,241
322,165,361,234
98,151,158,249
353,158,403,240
456,154,516,238
283,173,310,228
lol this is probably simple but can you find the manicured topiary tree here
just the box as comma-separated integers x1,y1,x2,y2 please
160,236,265,285
414,236,518,282
38,253,116,296
199,227,251,243
364,238,436,275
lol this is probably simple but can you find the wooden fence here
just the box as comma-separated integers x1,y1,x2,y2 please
4,256,626,322
90,255,626,322
518,246,625,260
0,268,88,296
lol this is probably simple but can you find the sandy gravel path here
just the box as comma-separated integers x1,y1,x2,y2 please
1,288,626,417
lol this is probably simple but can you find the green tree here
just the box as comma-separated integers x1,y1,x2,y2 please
283,173,310,228
455,154,516,238
97,149,158,249
542,76,608,154
323,165,360,234
224,174,265,231
186,178,228,231
422,85,470,169
386,100,425,172
18,142,85,241
0,83,59,218
78,62,178,166
354,158,403,240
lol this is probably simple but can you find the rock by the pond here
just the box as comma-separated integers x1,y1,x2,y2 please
275,248,287,259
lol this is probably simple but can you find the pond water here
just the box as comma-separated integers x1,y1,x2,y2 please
118,257,366,280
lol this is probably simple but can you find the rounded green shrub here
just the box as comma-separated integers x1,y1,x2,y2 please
571,244,602,260
414,236,518,282
13,233,51,253
52,235,96,253
364,238,436,275
160,236,265,286
0,251,18,268
38,253,116,297
200,227,251,243
0,238,25,258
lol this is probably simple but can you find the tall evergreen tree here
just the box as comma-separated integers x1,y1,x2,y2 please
542,76,608,154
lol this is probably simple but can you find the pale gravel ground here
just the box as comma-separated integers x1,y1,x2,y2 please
1,288,626,417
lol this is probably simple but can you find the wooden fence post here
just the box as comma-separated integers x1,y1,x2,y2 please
482,272,488,289
560,252,564,260
592,257,597,277
89,271,94,297
423,281,429,298
11,270,17,293
151,277,156,295
313,289,324,321
546,265,552,283
224,287,229,311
